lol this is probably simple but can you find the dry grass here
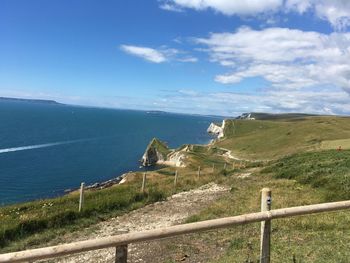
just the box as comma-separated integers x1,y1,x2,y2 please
320,138,350,150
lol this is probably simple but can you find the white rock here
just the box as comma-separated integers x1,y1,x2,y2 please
207,120,226,139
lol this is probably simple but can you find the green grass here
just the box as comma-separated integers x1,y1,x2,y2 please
0,164,226,253
148,138,171,157
262,149,350,201
167,167,350,263
0,181,155,251
216,116,350,160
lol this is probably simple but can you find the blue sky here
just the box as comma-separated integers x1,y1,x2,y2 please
1,0,350,116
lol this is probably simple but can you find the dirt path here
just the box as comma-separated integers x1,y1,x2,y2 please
47,183,229,263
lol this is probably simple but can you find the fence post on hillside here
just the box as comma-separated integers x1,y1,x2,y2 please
79,182,85,212
115,231,128,263
174,170,178,188
141,172,147,193
224,163,227,170
260,188,272,263
198,166,201,179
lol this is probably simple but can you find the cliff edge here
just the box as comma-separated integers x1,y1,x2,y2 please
207,120,226,139
141,138,171,166
141,138,188,167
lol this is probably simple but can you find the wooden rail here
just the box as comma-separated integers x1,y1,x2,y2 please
0,195,349,263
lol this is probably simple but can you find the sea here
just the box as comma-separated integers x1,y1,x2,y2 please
0,101,221,205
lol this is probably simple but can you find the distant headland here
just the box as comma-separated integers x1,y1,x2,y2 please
0,97,62,105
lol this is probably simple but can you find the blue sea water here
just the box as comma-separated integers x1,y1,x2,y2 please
0,101,220,205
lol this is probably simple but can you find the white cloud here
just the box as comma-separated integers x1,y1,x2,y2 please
154,88,350,116
160,0,283,16
120,45,167,63
161,0,350,30
159,3,184,12
195,27,350,93
286,0,350,30
177,56,198,62
120,45,198,63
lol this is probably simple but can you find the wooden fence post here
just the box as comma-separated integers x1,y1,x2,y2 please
198,166,201,179
115,242,128,263
141,172,147,193
79,182,85,212
224,163,227,170
174,170,178,187
260,188,272,263
115,245,127,263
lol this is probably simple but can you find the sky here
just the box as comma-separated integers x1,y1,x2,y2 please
1,0,350,116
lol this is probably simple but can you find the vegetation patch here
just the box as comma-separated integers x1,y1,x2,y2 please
216,116,350,159
262,150,350,201
320,138,350,150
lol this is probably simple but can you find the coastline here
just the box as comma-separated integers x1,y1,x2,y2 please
72,136,217,193
68,118,226,195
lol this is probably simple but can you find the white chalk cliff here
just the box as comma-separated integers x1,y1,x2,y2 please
207,120,226,139
141,138,187,167
159,150,187,167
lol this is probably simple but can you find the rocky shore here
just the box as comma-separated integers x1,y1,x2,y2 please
67,120,227,193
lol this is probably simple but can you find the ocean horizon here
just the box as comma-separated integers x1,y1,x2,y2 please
0,100,221,205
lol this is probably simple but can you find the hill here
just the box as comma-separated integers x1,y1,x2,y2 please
236,112,318,120
215,116,350,159
0,97,61,105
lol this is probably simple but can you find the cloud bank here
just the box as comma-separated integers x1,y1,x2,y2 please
196,27,350,94
152,88,350,116
161,0,350,30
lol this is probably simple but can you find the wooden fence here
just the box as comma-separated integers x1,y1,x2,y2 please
0,188,349,263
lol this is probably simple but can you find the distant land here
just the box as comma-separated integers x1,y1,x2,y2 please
0,97,62,105
236,112,319,120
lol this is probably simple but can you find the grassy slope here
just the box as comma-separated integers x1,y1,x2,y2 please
149,138,171,157
178,169,350,263
160,116,350,262
321,138,350,150
262,150,350,201
0,179,161,251
0,160,228,253
216,116,350,159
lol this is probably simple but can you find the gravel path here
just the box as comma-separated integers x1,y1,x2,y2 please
47,183,229,263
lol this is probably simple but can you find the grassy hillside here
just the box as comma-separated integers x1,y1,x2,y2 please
243,112,317,120
148,138,171,157
216,116,350,159
321,138,350,150
262,149,350,201
0,179,158,251
170,166,350,263
0,159,228,253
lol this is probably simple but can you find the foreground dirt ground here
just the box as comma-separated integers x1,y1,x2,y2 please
44,183,229,263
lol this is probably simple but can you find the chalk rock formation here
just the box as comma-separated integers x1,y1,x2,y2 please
165,151,187,167
141,138,170,166
236,113,255,120
207,120,226,139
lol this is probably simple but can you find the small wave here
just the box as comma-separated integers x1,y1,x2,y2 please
0,138,92,154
